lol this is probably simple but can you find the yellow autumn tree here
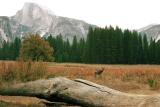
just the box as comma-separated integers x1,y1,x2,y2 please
19,34,54,61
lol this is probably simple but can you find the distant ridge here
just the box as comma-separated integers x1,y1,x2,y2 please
138,24,160,41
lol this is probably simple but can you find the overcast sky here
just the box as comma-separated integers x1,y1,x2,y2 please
0,0,160,30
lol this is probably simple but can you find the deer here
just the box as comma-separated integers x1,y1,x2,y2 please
95,67,105,78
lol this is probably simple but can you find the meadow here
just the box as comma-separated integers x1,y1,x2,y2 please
0,61,160,106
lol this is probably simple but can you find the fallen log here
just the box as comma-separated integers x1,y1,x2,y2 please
0,77,160,107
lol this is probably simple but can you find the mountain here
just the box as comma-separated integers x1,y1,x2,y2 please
138,24,160,41
0,2,95,43
0,16,12,43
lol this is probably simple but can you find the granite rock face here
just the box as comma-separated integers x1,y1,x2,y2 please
0,16,12,43
0,2,95,43
138,24,160,41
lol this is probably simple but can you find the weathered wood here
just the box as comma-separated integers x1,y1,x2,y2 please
0,77,160,107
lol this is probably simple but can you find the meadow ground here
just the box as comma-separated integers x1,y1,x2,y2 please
0,61,160,106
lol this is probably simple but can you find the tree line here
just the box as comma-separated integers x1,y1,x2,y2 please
83,27,160,64
0,38,21,60
0,26,160,64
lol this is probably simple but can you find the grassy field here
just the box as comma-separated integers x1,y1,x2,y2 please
0,61,160,106
47,63,160,93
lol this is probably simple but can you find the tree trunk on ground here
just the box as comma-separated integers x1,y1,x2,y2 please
0,77,160,107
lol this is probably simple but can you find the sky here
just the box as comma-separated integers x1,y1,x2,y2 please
0,0,160,30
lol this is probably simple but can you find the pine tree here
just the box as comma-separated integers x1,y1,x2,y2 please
55,34,64,62
155,40,160,64
78,38,85,62
149,38,156,64
142,34,149,63
123,29,131,64
63,39,71,62
83,27,94,63
12,38,21,59
115,27,123,63
70,36,78,62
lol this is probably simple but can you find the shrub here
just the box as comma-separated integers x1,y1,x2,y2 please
147,79,157,89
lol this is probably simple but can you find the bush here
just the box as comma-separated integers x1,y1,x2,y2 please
147,79,157,89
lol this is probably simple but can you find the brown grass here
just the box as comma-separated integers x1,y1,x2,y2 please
46,63,160,92
0,61,47,83
0,96,43,106
1,62,160,106
1,62,160,92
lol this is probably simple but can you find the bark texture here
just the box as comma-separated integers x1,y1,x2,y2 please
0,77,160,107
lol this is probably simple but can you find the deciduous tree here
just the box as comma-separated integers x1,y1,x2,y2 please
19,34,54,61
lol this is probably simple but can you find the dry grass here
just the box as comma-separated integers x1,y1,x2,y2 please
1,62,160,106
1,62,160,92
0,96,43,107
0,101,41,107
0,61,47,83
46,63,160,92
